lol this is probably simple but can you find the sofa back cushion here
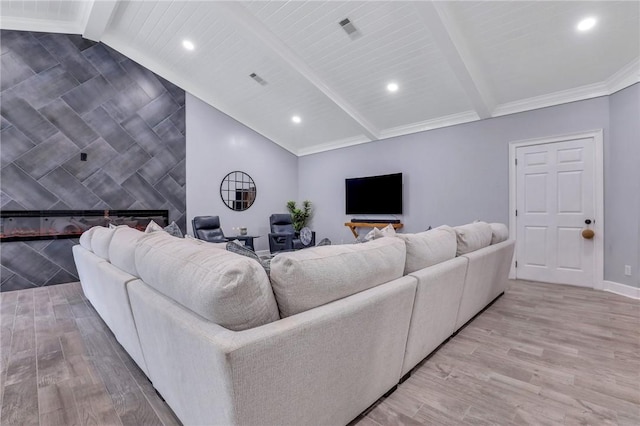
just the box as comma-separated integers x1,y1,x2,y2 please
396,225,457,274
79,226,100,251
135,232,279,331
270,237,406,318
109,226,146,276
91,226,116,260
455,222,492,255
489,223,509,245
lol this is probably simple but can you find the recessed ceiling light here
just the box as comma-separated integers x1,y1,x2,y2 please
577,17,597,32
387,82,399,93
292,115,301,124
182,39,195,51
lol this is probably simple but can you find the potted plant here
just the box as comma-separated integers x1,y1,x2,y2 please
286,200,312,232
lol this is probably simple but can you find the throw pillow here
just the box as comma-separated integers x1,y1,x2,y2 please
164,221,183,238
364,224,396,241
226,241,271,277
317,238,332,246
145,220,164,233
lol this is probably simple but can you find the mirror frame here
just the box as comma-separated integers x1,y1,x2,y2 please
220,171,257,211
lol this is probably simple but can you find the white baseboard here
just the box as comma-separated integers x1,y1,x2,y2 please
603,280,640,300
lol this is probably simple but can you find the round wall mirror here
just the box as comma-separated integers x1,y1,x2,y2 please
220,171,257,211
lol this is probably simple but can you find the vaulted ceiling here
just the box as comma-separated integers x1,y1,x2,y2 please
1,1,638,156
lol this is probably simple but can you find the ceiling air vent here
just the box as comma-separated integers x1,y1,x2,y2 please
339,18,360,39
249,73,267,86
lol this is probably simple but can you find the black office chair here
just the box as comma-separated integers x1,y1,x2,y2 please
268,214,315,253
192,216,228,243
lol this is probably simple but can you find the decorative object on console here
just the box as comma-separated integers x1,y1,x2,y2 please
364,224,397,241
344,221,403,239
299,227,313,246
285,200,312,232
220,171,256,211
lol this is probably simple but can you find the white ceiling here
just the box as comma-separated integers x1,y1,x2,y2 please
1,1,638,156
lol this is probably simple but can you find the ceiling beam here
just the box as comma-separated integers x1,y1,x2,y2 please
413,2,495,119
82,0,119,42
215,1,379,141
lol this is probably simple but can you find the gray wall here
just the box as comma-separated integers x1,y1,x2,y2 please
185,93,298,252
0,30,186,291
299,90,639,288
607,84,640,287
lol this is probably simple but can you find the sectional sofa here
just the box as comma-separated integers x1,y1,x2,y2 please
72,221,514,426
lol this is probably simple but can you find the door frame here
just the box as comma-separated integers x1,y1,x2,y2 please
508,129,604,289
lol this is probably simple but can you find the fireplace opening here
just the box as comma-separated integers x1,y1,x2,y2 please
0,210,169,242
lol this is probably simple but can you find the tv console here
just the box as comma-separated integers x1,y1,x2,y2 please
351,219,401,224
344,222,403,239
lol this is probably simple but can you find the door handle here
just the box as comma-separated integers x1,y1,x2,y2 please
582,219,594,239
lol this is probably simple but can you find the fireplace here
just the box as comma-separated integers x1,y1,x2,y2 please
0,210,169,242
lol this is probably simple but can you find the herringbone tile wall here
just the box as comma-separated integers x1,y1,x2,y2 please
0,30,186,292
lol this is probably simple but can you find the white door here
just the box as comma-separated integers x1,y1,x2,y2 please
515,138,595,287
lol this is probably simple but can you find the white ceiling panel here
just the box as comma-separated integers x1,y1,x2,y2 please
448,1,640,104
243,1,473,130
1,1,638,155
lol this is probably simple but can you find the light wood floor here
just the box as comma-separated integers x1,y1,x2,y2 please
1,280,638,426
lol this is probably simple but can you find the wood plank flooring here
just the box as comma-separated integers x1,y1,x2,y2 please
1,280,638,425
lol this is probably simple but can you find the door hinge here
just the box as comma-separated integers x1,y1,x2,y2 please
515,158,518,166
515,210,518,217
515,261,518,268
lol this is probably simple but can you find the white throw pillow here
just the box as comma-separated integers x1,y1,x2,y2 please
489,223,509,245
454,222,492,255
364,224,396,241
396,225,457,274
270,237,406,317
145,220,164,233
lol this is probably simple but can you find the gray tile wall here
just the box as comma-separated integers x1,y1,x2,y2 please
0,30,186,292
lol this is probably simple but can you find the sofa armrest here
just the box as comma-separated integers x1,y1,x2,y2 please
128,275,417,426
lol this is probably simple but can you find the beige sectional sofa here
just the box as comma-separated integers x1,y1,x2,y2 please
72,221,514,426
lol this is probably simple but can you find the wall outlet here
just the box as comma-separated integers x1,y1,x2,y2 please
624,265,632,276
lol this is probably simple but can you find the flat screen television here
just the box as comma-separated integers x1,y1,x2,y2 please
345,173,403,215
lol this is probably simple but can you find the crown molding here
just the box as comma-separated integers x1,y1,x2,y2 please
299,111,479,156
492,82,610,117
606,58,640,94
493,59,639,117
0,17,83,35
297,135,372,157
379,111,480,140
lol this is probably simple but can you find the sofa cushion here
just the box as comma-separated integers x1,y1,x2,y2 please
109,226,146,276
79,226,100,251
91,226,116,260
396,225,457,274
270,237,406,317
135,231,279,331
455,222,492,255
490,223,509,245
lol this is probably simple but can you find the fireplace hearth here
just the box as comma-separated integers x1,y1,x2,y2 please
0,210,169,242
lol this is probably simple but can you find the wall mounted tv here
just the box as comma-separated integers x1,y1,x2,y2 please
345,173,403,215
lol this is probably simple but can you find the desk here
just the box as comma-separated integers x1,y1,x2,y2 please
227,235,259,250
344,222,403,239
